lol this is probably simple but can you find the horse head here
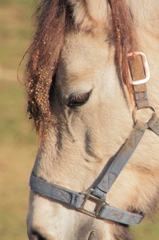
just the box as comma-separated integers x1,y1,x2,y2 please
26,0,159,239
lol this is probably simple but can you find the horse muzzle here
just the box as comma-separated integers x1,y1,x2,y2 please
27,192,105,240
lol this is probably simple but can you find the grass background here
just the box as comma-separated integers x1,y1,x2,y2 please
0,0,159,239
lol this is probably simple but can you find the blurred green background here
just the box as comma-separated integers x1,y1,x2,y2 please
0,1,159,239
0,1,36,240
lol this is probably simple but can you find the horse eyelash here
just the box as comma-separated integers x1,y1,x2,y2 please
67,91,91,108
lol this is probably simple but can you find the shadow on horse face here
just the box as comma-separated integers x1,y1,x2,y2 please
26,0,159,239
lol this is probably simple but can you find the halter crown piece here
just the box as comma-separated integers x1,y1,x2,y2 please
30,52,159,225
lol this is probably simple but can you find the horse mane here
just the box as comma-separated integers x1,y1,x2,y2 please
26,0,68,131
26,0,138,132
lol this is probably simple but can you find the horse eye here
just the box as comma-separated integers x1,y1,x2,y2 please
67,91,91,108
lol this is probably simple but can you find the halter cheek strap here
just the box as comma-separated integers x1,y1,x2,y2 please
29,52,159,225
92,120,147,199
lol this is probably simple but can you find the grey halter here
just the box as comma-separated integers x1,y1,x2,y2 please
30,52,159,225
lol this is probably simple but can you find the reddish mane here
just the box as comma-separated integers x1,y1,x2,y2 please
26,0,137,132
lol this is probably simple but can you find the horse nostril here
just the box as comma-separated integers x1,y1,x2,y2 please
31,231,47,240
88,231,101,240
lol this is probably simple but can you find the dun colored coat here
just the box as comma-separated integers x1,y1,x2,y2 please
27,1,159,239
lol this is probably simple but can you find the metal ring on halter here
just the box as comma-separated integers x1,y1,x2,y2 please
132,105,156,123
127,51,150,85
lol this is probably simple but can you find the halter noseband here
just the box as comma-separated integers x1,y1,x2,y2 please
30,52,159,225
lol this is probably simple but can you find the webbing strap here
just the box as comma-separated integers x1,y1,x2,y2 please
128,52,150,109
30,173,144,225
99,205,143,225
133,84,149,109
30,173,85,207
148,113,159,136
93,120,147,199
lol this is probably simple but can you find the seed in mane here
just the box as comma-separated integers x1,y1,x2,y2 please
26,0,68,131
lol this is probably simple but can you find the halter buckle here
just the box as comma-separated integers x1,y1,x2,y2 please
78,188,109,218
127,51,150,85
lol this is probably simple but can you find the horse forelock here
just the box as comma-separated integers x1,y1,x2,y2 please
26,0,68,131
26,0,137,132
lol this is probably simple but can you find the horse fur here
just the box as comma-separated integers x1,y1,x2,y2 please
27,0,159,240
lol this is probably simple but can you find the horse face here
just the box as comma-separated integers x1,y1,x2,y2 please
27,0,159,240
27,28,133,240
